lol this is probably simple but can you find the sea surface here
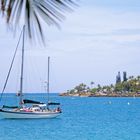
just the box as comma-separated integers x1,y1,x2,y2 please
0,94,140,140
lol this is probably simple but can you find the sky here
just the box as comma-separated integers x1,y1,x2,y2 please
0,0,140,93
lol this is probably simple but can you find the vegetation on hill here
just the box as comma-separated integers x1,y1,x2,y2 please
60,74,140,97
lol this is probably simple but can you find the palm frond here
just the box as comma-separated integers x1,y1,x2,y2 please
0,0,77,43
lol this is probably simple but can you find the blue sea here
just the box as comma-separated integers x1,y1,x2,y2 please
0,94,140,140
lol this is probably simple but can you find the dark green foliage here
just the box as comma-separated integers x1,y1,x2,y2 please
116,71,121,84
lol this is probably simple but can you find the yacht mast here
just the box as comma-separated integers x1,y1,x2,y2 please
19,25,25,107
47,56,50,102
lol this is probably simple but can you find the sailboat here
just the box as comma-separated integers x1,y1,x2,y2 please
0,26,62,119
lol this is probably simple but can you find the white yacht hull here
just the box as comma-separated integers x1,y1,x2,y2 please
0,110,61,119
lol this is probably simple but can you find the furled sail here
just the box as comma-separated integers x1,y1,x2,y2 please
48,102,60,105
2,105,19,109
23,99,44,104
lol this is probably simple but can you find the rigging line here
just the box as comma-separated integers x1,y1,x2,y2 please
0,28,24,103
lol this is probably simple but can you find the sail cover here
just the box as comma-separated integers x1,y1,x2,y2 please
23,99,44,104
3,105,19,109
48,102,60,105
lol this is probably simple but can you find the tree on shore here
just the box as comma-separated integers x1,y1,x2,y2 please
90,81,94,89
75,83,87,93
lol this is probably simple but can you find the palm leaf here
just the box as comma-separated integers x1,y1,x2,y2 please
0,0,76,42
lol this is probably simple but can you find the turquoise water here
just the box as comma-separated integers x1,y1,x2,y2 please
0,94,140,140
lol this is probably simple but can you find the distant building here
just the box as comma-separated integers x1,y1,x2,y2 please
123,71,127,82
116,71,121,84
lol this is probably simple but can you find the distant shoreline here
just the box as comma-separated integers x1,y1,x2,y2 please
59,92,140,97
